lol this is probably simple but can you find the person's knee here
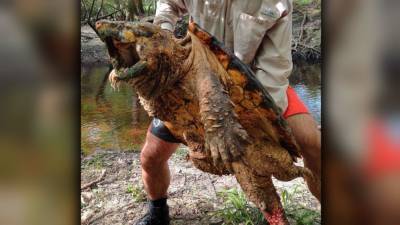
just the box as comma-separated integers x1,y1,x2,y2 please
140,131,177,171
141,142,164,171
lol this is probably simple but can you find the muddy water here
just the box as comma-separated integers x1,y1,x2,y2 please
81,66,151,155
81,63,321,155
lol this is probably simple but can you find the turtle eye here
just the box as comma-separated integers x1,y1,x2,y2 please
133,26,154,38
112,40,130,49
95,21,102,30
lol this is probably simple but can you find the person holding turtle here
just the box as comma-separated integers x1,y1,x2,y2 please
137,0,320,224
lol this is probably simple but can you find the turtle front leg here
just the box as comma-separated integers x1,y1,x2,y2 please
196,70,249,172
114,61,148,81
109,61,148,89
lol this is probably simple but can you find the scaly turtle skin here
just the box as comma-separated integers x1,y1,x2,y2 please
96,20,313,225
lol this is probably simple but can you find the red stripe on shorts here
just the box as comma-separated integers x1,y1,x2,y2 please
283,86,309,119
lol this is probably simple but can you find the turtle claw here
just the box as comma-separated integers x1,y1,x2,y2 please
206,121,249,173
109,69,120,91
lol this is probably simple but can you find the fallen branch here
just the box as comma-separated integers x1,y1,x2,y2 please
81,210,96,225
80,9,122,26
294,13,307,50
207,174,218,200
296,43,321,54
296,13,307,50
81,169,106,190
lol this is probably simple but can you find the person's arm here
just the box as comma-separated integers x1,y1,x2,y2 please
252,0,293,113
232,0,292,112
154,0,188,32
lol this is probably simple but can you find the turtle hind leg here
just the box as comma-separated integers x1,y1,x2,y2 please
272,165,313,182
232,162,290,225
273,165,319,202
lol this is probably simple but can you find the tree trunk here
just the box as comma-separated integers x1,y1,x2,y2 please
136,0,145,15
127,0,145,21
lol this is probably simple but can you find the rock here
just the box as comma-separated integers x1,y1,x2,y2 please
81,209,95,225
81,25,109,66
81,192,94,205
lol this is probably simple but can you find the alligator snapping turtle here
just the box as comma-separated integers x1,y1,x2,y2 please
96,20,313,225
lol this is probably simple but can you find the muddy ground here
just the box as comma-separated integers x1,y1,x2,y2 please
81,146,320,225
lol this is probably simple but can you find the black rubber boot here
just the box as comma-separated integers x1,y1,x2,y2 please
135,198,170,225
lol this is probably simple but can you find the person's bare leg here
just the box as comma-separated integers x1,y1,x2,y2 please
140,129,179,200
286,113,321,201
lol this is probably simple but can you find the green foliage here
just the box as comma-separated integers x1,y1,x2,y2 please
175,147,188,159
214,187,320,225
293,0,319,13
142,0,157,15
281,185,300,208
295,0,313,6
281,185,320,225
81,0,157,23
214,188,265,225
126,184,147,202
287,207,320,225
83,153,106,168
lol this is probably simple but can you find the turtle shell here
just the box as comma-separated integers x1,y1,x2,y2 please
188,21,301,160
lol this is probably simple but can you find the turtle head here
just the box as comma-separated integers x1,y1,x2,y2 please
95,20,191,98
95,20,160,69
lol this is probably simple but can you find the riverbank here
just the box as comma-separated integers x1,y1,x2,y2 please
81,147,320,225
292,0,321,63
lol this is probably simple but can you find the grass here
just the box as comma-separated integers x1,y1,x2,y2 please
126,184,147,202
214,186,320,225
293,0,320,13
175,146,189,159
213,189,266,225
295,0,313,6
83,153,106,169
294,0,320,7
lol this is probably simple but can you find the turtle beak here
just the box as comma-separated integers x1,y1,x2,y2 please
95,21,102,30
94,22,104,40
95,20,121,40
96,21,155,72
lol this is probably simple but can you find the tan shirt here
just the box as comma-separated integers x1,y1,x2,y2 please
154,0,293,112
